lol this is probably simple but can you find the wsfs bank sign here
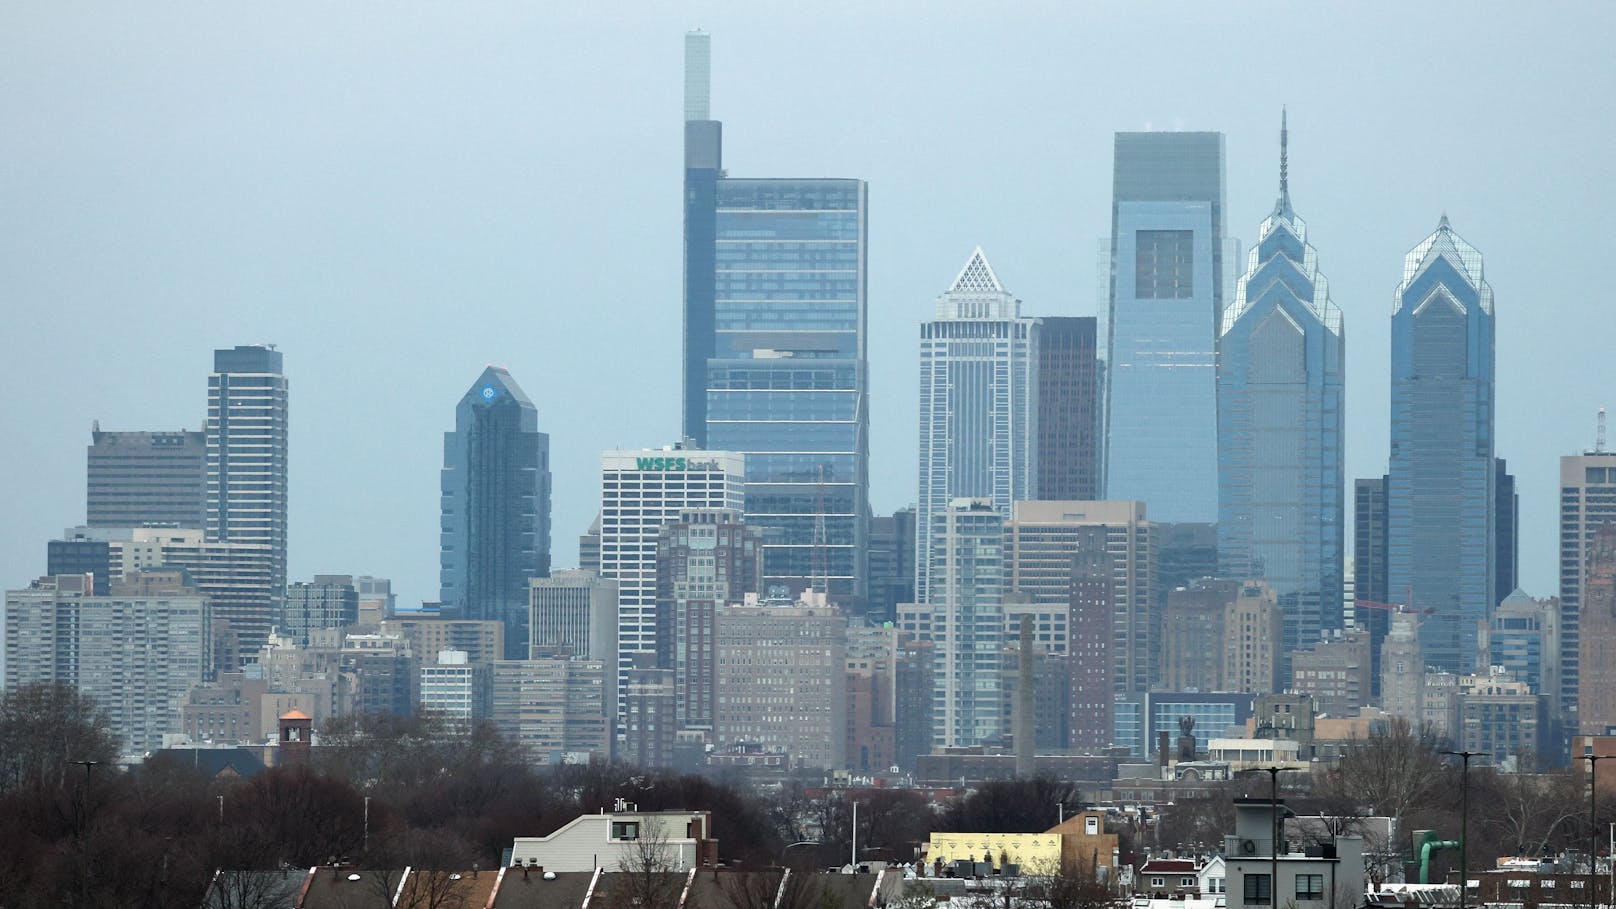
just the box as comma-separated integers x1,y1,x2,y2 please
635,456,720,472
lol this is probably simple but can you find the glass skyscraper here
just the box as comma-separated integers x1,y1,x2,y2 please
681,32,869,604
440,366,551,659
915,248,1036,605
1103,132,1229,524
1387,217,1495,673
1217,116,1345,660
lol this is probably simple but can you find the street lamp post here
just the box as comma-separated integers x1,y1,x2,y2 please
1248,766,1292,909
1442,750,1480,909
1583,754,1611,909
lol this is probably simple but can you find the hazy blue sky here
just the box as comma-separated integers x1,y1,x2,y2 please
4,3,1612,607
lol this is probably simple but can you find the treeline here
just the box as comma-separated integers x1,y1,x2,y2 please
0,683,1087,908
1157,719,1596,883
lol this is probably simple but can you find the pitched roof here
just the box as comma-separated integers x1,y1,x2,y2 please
948,247,1007,295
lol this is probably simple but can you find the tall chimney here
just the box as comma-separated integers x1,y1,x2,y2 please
1015,616,1036,777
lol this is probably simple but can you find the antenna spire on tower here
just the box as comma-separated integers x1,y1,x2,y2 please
1272,107,1293,218
1280,107,1289,200
1599,407,1608,453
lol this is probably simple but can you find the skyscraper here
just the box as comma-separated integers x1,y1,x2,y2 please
440,366,552,660
598,448,746,717
926,498,1006,749
1217,114,1345,659
1353,475,1390,695
1103,132,1228,523
282,575,359,646
3,570,210,753
866,508,916,623
654,508,760,730
1580,525,1616,734
1496,459,1519,607
681,31,870,605
207,345,288,603
1387,217,1496,673
87,425,206,529
1005,500,1152,697
915,248,1037,605
1558,422,1616,722
1035,316,1101,501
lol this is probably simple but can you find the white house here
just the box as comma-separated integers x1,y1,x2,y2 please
508,806,715,873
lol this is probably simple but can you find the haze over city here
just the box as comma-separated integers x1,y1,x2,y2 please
5,3,1611,605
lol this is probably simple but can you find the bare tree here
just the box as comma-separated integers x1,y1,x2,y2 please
1327,718,1446,838
606,818,686,909
1476,768,1584,860
0,682,118,792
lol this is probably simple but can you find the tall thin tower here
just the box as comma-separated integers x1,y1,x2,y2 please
206,345,288,602
681,32,870,605
1217,112,1345,661
915,248,1037,605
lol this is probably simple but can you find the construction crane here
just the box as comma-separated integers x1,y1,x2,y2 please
1354,599,1435,616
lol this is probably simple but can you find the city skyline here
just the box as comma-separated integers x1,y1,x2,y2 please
3,5,1613,608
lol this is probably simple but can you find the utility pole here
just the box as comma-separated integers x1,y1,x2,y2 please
1442,750,1480,909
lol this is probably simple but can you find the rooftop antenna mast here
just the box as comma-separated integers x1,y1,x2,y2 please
1599,407,1608,453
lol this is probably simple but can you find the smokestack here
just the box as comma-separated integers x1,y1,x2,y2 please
684,31,711,121
1015,616,1035,777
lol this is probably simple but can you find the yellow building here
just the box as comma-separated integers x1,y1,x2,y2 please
926,811,1120,877
927,832,1063,873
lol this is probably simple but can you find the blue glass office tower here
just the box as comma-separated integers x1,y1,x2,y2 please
440,366,551,659
1103,132,1228,523
681,32,869,604
915,249,1037,606
1388,217,1495,673
1217,116,1345,660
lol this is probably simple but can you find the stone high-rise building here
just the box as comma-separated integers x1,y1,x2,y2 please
1380,611,1424,723
3,570,210,753
86,425,206,529
1161,578,1240,692
1559,438,1616,724
1223,581,1283,695
1578,525,1616,734
714,593,846,769
654,509,760,731
1290,628,1372,716
282,575,359,646
1006,500,1152,696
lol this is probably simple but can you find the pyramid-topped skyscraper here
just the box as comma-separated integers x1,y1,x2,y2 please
1217,112,1346,671
1388,213,1496,673
440,366,551,658
915,247,1037,606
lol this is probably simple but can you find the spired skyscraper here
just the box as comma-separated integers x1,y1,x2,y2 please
1387,217,1496,673
915,248,1037,605
207,345,289,602
681,31,870,605
1102,132,1231,523
1216,114,1345,660
440,366,552,659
